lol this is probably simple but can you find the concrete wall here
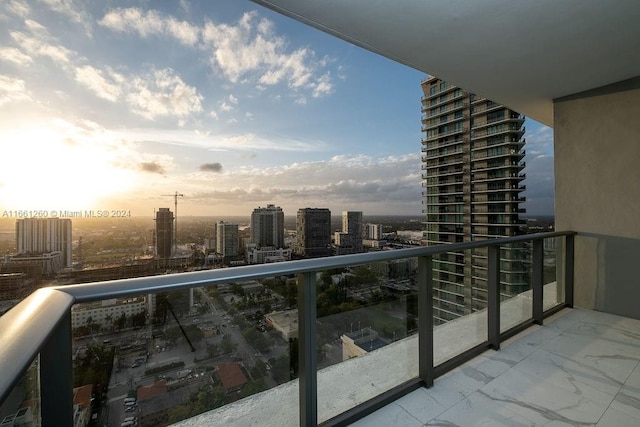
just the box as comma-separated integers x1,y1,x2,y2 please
554,77,640,319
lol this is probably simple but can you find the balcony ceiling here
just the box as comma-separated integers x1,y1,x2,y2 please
252,0,640,126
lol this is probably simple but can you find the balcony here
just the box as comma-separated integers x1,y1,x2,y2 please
421,103,468,120
422,127,468,143
471,126,526,141
353,306,640,426
421,92,467,110
0,232,579,426
421,114,468,132
471,114,525,130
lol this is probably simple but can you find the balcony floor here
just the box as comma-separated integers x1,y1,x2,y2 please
353,308,640,426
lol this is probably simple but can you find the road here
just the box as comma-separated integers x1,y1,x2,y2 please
196,287,278,388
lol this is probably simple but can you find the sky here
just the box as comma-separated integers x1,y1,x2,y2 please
0,0,554,218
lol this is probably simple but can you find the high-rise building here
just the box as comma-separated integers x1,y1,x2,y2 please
250,204,285,248
365,223,383,240
335,211,363,255
295,208,331,258
16,218,72,267
216,221,239,258
155,208,174,259
421,76,527,324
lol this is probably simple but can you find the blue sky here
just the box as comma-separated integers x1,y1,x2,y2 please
0,0,554,217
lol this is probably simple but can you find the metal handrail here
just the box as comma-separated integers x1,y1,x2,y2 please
0,288,74,405
0,230,576,426
50,231,568,303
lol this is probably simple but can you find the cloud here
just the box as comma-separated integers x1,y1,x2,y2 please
0,75,31,105
184,153,422,214
74,65,123,102
37,0,92,34
0,47,33,66
113,128,322,152
99,7,199,46
312,73,333,98
199,162,223,172
6,0,30,17
10,28,73,65
202,12,334,97
521,122,555,215
127,68,203,120
72,62,202,121
99,8,337,100
139,162,165,175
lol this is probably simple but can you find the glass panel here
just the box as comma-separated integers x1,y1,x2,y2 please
500,242,533,332
0,357,40,426
434,249,487,366
543,236,565,311
72,280,299,427
316,260,418,423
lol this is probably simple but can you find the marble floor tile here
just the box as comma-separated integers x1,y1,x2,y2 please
429,392,535,427
350,401,424,427
478,368,610,425
609,364,640,421
596,407,640,427
391,387,448,424
354,309,640,427
514,348,624,402
423,376,475,409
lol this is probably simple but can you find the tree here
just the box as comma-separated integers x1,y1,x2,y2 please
114,313,127,331
131,312,146,328
104,314,113,332
231,283,245,296
241,378,266,398
207,343,220,358
184,324,204,345
85,316,95,332
250,360,267,379
220,334,235,354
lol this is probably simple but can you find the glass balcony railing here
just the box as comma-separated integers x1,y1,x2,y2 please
0,231,575,426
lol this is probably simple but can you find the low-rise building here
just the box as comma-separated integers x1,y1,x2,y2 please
71,297,147,330
72,384,93,427
7,251,64,275
341,328,390,361
0,273,33,301
265,309,298,341
216,362,248,394
245,245,291,264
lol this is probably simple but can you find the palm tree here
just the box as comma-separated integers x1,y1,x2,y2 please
105,314,113,333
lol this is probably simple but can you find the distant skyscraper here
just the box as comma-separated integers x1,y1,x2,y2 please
16,218,72,267
251,204,285,248
335,211,363,255
421,76,527,324
216,221,239,258
365,223,384,240
295,208,331,258
155,208,174,259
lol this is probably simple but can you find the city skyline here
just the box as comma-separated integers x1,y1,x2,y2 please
0,1,554,217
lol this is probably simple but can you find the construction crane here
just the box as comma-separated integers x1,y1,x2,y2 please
161,191,184,255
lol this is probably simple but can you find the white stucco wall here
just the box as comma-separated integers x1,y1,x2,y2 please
554,78,640,318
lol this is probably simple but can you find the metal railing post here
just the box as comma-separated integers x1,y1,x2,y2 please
564,234,575,308
487,245,500,350
418,256,434,387
40,310,73,426
298,272,317,426
532,239,544,324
